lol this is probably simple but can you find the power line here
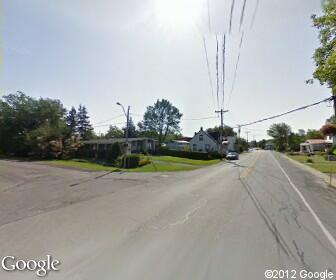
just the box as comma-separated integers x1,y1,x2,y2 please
228,31,244,108
202,36,216,109
93,122,125,128
222,34,226,109
250,0,260,29
239,0,247,31
92,114,124,126
182,116,218,121
216,35,220,110
238,97,334,128
229,0,236,33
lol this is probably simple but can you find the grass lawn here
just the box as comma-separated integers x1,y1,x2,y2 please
150,156,221,166
49,155,219,173
288,154,336,173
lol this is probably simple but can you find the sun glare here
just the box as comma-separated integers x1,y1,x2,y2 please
154,0,203,31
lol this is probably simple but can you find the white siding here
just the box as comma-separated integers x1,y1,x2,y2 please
190,131,218,153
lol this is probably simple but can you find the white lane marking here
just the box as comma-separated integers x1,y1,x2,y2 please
271,152,336,250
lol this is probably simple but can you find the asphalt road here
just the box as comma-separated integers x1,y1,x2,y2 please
0,151,335,279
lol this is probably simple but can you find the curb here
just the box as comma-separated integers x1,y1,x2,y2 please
282,154,336,189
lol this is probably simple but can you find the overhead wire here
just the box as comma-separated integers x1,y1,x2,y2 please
227,31,244,108
92,114,124,126
229,0,235,33
250,0,260,29
216,35,220,110
202,36,216,109
222,34,226,109
237,97,334,128
239,0,247,31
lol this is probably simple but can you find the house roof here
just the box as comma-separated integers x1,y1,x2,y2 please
306,139,328,145
192,129,218,143
83,138,157,144
178,137,192,142
170,140,190,144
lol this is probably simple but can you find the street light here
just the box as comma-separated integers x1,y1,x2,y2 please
116,102,130,156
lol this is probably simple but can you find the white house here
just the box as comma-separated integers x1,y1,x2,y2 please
190,127,218,153
190,127,237,154
299,139,332,153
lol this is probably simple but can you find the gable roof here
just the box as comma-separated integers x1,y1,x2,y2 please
192,129,218,144
306,139,328,145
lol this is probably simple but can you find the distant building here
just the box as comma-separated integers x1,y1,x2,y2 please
166,140,190,151
83,138,158,155
300,139,332,153
190,127,237,154
265,141,274,150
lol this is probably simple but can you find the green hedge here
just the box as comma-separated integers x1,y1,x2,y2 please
118,154,141,169
159,148,222,160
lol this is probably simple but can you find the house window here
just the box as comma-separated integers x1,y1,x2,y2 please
199,134,203,141
193,144,197,151
205,144,210,151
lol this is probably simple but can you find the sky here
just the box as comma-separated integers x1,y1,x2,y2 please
1,0,332,140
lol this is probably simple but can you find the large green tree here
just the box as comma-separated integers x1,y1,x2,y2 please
0,92,67,156
77,105,94,140
66,106,78,136
207,125,236,137
139,99,182,144
123,117,138,138
310,1,336,95
105,125,124,138
267,123,292,152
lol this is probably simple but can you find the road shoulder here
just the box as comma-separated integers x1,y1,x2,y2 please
282,153,336,189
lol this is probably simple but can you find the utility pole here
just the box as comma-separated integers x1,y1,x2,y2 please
117,103,131,169
246,131,249,145
237,125,241,152
215,109,229,156
125,106,130,153
333,95,336,120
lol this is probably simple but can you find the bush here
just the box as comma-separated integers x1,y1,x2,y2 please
139,156,151,167
306,158,314,163
159,147,222,160
118,154,141,169
106,142,122,163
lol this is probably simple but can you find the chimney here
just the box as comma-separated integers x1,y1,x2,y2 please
200,126,203,131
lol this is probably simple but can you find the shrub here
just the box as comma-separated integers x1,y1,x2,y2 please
118,154,140,169
139,156,151,167
159,147,222,160
306,158,313,163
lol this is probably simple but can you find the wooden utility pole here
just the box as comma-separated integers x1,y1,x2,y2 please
215,109,229,155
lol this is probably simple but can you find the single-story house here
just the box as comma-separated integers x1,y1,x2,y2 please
299,139,332,153
83,138,158,156
166,140,190,151
189,127,237,154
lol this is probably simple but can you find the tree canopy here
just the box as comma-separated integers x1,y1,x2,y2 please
0,92,94,158
105,125,124,138
321,122,336,136
139,99,182,144
267,123,292,152
310,0,336,94
207,125,236,137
